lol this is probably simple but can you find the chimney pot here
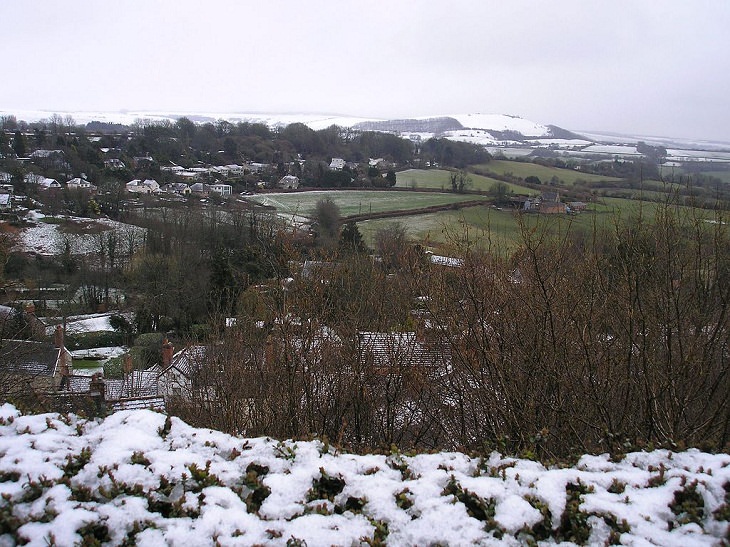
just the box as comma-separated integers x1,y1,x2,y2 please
54,325,64,348
123,353,133,374
162,338,174,368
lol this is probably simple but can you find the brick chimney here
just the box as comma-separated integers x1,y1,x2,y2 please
54,325,64,348
162,338,174,368
123,353,133,375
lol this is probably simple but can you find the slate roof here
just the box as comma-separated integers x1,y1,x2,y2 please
66,371,159,399
357,332,451,373
109,396,165,412
0,340,61,376
154,346,207,379
106,371,160,399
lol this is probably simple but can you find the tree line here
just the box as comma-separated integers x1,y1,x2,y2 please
1,115,491,199
165,200,729,459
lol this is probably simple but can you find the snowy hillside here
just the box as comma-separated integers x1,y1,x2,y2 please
5,108,730,151
1,404,728,546
0,109,377,132
448,114,550,137
1,109,556,138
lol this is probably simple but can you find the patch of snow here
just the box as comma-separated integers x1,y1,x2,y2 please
44,312,123,336
0,405,728,545
582,144,641,156
448,113,551,137
69,346,127,360
14,213,146,257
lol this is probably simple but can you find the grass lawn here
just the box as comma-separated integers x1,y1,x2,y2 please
396,169,538,195
73,359,104,369
359,206,557,252
247,190,486,218
475,160,622,186
700,171,730,183
358,196,720,253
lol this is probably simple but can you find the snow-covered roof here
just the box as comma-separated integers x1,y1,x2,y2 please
66,178,97,191
29,149,64,158
429,254,464,268
160,345,207,378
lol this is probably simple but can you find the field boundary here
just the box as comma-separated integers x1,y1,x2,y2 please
342,199,488,222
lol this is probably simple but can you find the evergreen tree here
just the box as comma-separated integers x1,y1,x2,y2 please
12,131,26,157
340,221,367,253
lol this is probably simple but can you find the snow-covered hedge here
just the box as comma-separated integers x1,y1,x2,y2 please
0,404,728,546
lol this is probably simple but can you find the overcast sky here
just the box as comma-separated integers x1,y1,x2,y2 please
2,1,728,141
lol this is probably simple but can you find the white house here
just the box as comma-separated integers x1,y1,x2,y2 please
152,345,207,400
329,158,345,170
36,177,62,190
126,179,160,194
210,183,232,197
248,162,270,173
277,175,299,189
0,193,11,210
24,173,44,185
163,182,191,195
160,164,185,174
224,164,244,176
104,159,126,170
66,177,97,191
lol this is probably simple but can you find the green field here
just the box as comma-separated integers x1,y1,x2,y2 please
700,171,730,183
360,205,603,251
396,168,538,195
247,190,486,218
658,165,730,184
475,160,622,186
359,205,522,252
249,188,721,254
359,196,720,252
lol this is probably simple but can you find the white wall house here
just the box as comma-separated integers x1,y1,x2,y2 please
210,183,232,197
66,178,96,191
277,175,299,189
126,179,160,194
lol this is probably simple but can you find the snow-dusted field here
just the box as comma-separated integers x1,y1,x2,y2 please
43,312,119,336
13,212,145,257
1,404,728,546
580,144,641,156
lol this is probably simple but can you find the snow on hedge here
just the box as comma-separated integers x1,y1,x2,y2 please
0,404,728,546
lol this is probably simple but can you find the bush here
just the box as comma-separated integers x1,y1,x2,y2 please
63,331,125,350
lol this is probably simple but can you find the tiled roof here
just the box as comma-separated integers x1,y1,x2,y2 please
0,340,60,377
109,396,165,412
357,332,450,372
105,371,159,399
65,371,159,399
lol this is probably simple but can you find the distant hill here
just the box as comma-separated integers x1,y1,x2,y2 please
353,114,584,142
3,108,726,150
545,124,589,141
354,117,463,134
